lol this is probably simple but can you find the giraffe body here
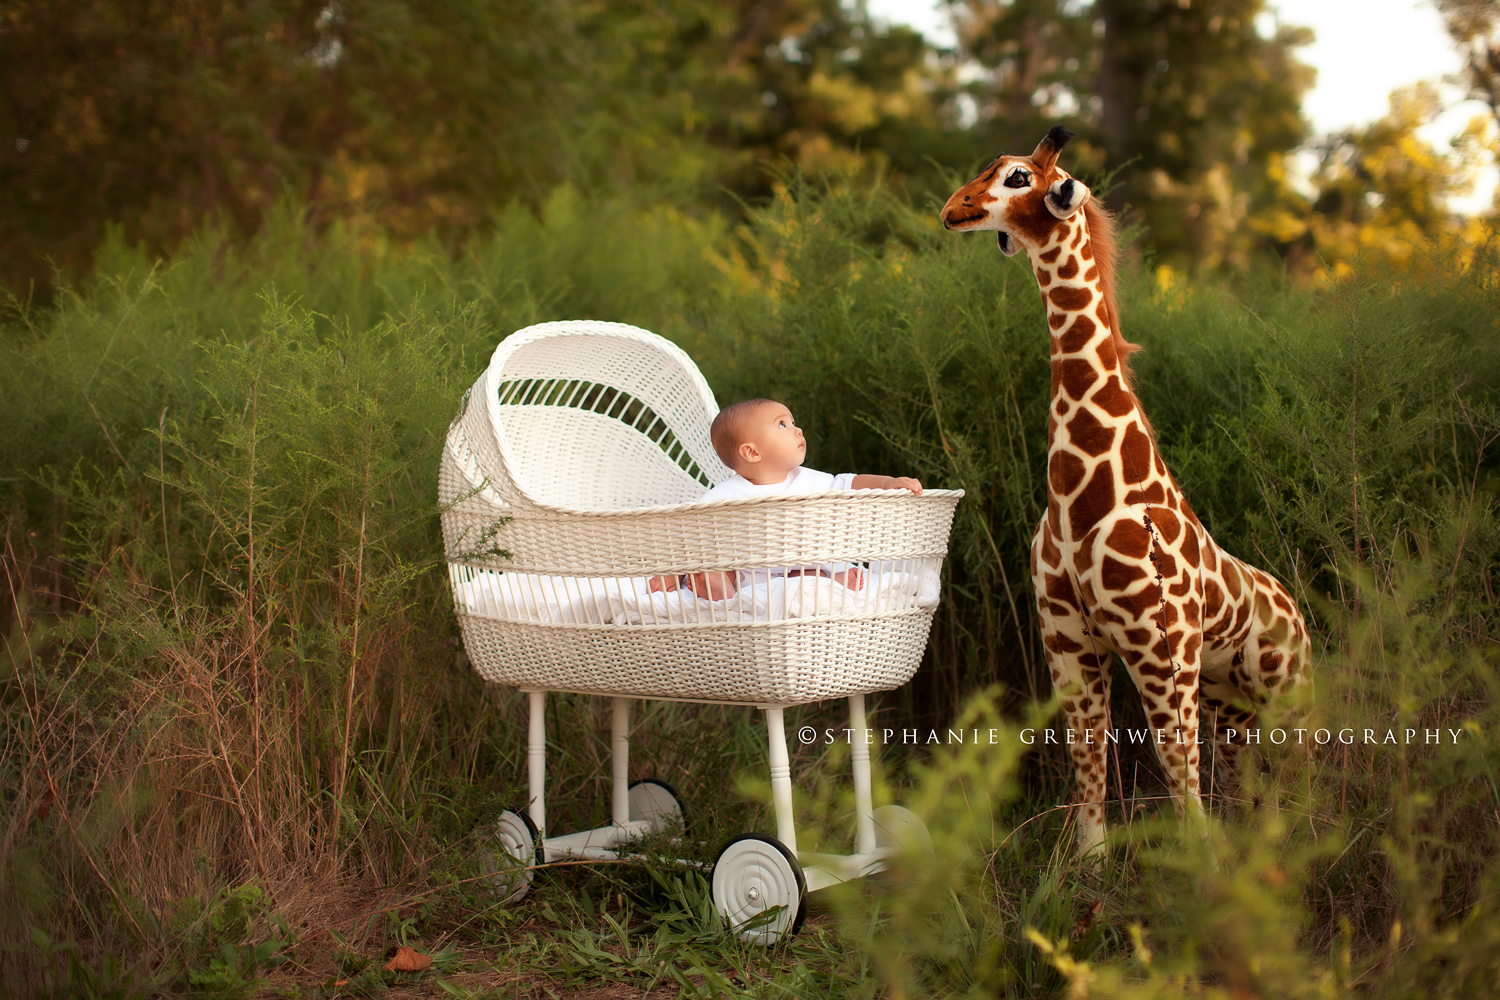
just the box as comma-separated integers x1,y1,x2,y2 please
942,128,1311,855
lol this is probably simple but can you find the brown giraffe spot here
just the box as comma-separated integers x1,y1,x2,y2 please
1105,518,1151,559
1124,483,1167,505
1071,227,1083,248
1168,576,1193,597
1077,652,1105,668
1221,561,1242,600
1071,547,1091,574
1080,241,1093,260
1067,408,1115,455
1084,265,1099,281
1048,494,1062,536
1039,247,1061,263
1080,577,1099,607
1272,591,1295,614
1039,527,1061,568
1055,398,1070,416
1111,583,1161,622
1101,555,1148,591
1059,358,1099,400
1229,601,1251,634
1230,649,1245,667
1049,312,1068,330
1094,607,1125,625
1151,508,1181,544
1152,549,1178,579
1202,544,1217,572
1125,627,1152,646
1183,633,1202,662
1094,338,1118,371
1057,255,1080,279
1181,528,1200,568
1149,712,1172,728
1204,579,1224,620
1153,453,1167,476
1049,450,1086,496
1049,286,1093,311
1045,633,1084,654
1044,572,1080,609
1069,462,1117,537
1256,596,1273,626
1182,598,1201,624
1094,376,1132,416
1259,650,1282,674
1058,315,1097,353
1120,423,1152,483
1036,269,1053,287
1096,301,1111,329
1143,681,1167,696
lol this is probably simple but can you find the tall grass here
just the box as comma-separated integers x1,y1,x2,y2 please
3,177,1499,996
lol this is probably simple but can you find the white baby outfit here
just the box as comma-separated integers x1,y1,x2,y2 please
699,466,857,501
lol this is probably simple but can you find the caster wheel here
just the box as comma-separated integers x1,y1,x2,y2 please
873,804,933,855
476,809,539,903
711,834,806,945
629,778,689,834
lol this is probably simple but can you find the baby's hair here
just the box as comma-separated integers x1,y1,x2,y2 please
710,398,776,469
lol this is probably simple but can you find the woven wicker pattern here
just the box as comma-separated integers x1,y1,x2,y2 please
440,320,964,705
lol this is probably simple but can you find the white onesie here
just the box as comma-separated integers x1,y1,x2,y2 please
694,466,857,586
700,466,857,501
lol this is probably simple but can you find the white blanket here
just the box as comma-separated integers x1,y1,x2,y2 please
450,562,941,625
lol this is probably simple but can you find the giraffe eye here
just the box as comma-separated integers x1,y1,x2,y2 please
1004,168,1032,189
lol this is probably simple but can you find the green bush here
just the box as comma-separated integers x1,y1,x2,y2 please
3,178,1498,996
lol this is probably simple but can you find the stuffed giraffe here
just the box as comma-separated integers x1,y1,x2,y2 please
940,127,1311,857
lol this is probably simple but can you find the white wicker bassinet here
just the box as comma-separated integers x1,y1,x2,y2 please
439,321,963,706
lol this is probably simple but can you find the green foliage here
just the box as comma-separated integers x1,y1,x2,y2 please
3,176,1500,996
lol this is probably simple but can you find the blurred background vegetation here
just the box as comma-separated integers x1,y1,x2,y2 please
4,1,1500,998
4,0,1498,296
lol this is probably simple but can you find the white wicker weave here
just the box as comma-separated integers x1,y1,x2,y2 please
440,320,963,706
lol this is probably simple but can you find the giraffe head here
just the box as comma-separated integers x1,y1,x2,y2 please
940,126,1091,257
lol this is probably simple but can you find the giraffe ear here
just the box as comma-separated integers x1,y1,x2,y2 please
1046,177,1090,219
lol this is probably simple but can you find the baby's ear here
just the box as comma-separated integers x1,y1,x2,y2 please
738,441,761,464
1046,176,1090,219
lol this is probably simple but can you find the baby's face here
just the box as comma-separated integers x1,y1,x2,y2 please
741,402,806,477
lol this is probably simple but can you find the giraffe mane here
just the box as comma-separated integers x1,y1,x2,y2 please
1079,198,1140,391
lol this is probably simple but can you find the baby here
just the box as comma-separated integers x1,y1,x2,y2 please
648,398,922,601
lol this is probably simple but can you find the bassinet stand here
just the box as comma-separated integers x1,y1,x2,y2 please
484,688,929,946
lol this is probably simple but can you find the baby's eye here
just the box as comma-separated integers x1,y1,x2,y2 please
779,420,788,428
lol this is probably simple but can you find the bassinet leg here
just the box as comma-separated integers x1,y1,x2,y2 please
527,690,547,837
763,707,798,855
611,697,630,827
849,694,877,856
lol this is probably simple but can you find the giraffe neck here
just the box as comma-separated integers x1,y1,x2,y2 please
1027,214,1164,541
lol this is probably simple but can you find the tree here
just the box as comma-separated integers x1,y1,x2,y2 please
1438,0,1500,134
1286,83,1489,281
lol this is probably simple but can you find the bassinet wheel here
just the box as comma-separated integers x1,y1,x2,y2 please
711,834,807,945
476,809,540,903
629,778,689,835
873,804,934,856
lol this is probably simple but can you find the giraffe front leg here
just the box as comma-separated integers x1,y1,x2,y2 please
1123,630,1206,835
1037,599,1115,857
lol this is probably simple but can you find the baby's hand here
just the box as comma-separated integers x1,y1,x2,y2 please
647,574,678,594
890,477,922,495
832,567,866,591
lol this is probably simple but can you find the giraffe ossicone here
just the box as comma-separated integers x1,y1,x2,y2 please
941,127,1312,858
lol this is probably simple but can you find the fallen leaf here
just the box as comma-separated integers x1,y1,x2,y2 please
384,946,433,972
333,980,348,988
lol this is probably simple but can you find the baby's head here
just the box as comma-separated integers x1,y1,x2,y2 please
711,399,806,483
